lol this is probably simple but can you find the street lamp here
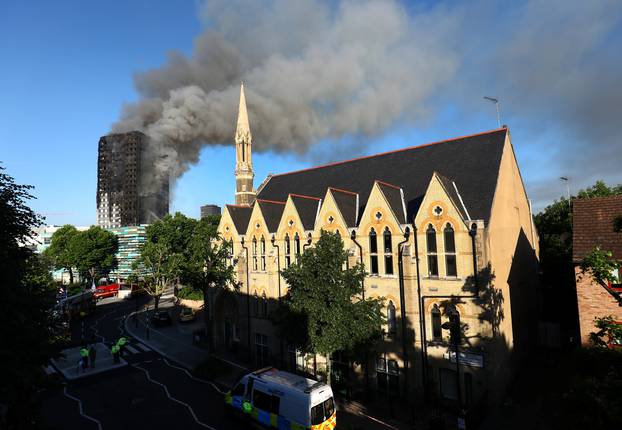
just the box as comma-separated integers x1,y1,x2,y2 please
442,310,463,409
560,177,571,209
483,96,501,128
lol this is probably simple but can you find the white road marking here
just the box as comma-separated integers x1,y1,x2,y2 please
134,365,215,430
63,386,103,430
125,345,139,354
161,358,226,395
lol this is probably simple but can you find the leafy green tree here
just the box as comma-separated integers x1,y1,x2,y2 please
580,247,619,287
44,224,78,284
134,213,197,309
589,315,622,347
0,166,58,427
70,226,118,286
576,180,622,199
184,218,234,350
280,230,384,384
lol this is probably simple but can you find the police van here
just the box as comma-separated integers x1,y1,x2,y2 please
225,367,336,430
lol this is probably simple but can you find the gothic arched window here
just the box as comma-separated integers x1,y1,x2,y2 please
426,225,438,277
285,233,291,268
369,228,379,275
252,237,258,271
383,227,394,275
294,232,301,259
253,292,259,316
431,304,442,341
444,223,457,277
387,300,397,336
260,236,266,271
262,292,268,317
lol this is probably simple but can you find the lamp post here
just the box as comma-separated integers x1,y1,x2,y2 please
442,311,463,409
240,237,251,364
560,177,571,209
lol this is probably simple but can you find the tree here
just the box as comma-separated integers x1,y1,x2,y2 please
280,230,384,384
0,166,58,427
589,316,622,347
44,224,78,284
134,213,197,309
184,218,234,350
70,226,118,286
534,180,622,338
580,247,619,287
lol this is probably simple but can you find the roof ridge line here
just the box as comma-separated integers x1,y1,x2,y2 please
290,193,322,201
328,187,358,196
376,180,402,190
257,199,286,205
270,128,507,178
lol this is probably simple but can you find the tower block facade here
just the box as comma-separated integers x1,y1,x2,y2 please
234,83,255,205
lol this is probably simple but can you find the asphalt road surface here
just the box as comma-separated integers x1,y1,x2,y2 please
38,297,253,430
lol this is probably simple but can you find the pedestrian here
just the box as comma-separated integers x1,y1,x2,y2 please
111,345,120,363
117,337,127,357
80,347,89,371
88,345,97,368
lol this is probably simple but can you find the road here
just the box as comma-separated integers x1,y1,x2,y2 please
39,296,249,430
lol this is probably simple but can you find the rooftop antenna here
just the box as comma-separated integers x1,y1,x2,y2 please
483,96,501,128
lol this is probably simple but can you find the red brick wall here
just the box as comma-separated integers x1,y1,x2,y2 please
575,266,622,345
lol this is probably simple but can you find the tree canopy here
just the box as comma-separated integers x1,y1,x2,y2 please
0,165,58,426
44,224,79,284
70,226,118,284
279,230,384,381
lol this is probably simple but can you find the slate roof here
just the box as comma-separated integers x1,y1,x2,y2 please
329,188,358,227
376,181,406,224
256,199,286,233
290,195,322,231
436,173,469,220
573,195,622,261
226,205,253,234
257,129,507,224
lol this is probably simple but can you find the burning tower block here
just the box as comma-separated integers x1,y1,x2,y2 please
96,131,169,228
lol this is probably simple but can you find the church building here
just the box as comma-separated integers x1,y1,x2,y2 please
215,85,540,407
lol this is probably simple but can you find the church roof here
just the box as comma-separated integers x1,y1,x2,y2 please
226,205,253,234
376,181,407,224
256,199,286,233
436,173,469,221
330,188,358,228
290,195,322,231
257,128,507,224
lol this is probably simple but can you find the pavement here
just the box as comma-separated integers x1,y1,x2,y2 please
51,343,127,380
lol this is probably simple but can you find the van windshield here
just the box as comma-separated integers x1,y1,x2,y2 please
311,397,335,425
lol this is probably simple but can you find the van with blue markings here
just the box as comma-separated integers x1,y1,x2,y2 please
225,367,336,430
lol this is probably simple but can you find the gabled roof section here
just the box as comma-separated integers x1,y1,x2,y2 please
436,173,469,220
226,205,252,234
376,181,407,224
257,128,507,223
329,188,358,227
290,194,321,231
573,195,622,262
256,199,286,233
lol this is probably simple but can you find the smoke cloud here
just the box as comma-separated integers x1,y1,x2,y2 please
113,0,622,208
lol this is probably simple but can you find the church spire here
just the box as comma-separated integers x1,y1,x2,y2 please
234,82,255,206
235,82,252,144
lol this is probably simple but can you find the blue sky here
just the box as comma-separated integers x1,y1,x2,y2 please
1,1,621,226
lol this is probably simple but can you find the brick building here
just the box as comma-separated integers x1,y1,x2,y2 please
572,195,622,345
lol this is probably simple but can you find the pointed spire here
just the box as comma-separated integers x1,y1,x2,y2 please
235,82,252,144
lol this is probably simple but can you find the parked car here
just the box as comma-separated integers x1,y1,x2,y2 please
178,307,196,323
151,310,172,326
94,283,120,300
